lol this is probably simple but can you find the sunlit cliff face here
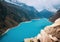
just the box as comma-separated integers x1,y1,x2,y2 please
44,18,60,40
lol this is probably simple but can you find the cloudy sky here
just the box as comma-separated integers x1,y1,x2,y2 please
17,0,60,12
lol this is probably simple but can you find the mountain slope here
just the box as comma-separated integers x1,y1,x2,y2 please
0,0,39,28
37,9,54,18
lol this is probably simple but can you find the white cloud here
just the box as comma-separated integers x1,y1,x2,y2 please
17,0,60,12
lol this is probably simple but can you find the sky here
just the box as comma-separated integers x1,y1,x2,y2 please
17,0,60,12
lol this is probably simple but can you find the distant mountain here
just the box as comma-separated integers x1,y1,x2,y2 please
15,2,54,19
37,9,54,18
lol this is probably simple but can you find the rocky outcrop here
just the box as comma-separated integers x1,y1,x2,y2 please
49,10,60,22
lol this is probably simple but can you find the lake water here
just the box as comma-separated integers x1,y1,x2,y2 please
0,18,52,42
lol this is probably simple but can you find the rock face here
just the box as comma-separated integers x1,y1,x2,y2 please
49,10,60,22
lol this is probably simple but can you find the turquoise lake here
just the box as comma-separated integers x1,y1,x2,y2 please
0,18,52,42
